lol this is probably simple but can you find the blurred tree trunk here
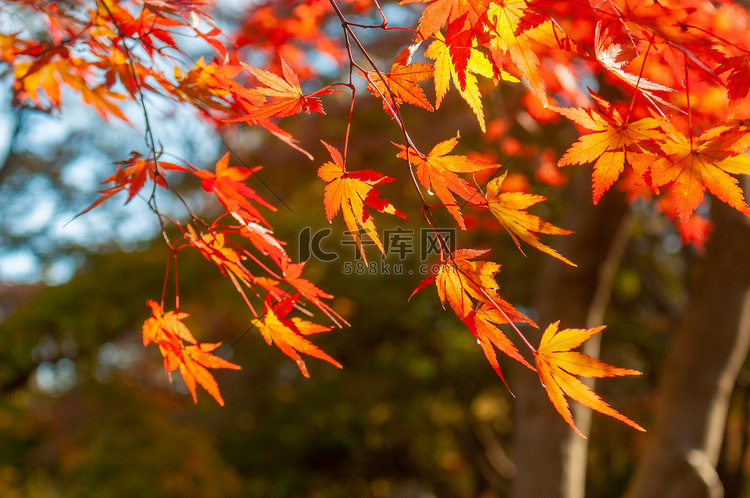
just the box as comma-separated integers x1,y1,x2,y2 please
624,194,750,498
511,171,633,498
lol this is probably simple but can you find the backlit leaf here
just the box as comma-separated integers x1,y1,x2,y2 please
555,91,661,203
319,141,406,262
652,120,750,221
485,172,575,266
252,293,342,378
361,61,434,115
534,321,645,437
395,135,497,228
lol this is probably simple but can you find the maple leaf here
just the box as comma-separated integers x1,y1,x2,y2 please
473,304,535,388
555,91,661,203
75,82,129,123
142,300,197,347
435,248,497,319
484,0,569,108
239,221,289,267
534,321,645,437
99,48,164,97
318,141,406,262
75,153,183,218
179,342,241,406
142,301,239,405
414,249,532,324
395,135,496,228
425,33,518,132
400,0,489,40
99,0,183,51
651,120,750,221
192,152,276,226
238,57,340,120
676,213,711,254
594,22,676,113
281,260,349,328
174,57,251,114
184,225,256,301
252,293,342,378
361,61,434,115
484,172,575,266
14,54,132,120
716,55,750,117
446,14,473,91
411,249,533,387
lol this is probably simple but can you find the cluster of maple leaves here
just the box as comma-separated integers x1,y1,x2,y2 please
3,0,750,435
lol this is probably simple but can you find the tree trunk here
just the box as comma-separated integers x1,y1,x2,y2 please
511,172,633,498
624,196,750,498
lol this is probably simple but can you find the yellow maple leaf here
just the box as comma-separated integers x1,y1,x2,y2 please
485,173,575,266
534,321,645,437
425,33,518,132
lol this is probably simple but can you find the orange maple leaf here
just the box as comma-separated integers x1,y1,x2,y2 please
318,141,406,262
239,221,289,267
436,248,496,319
76,83,129,122
75,153,183,218
184,225,256,298
238,57,340,120
142,301,240,405
395,135,496,228
473,304,535,388
142,300,197,347
252,293,342,378
484,172,575,266
651,120,750,221
361,61,434,115
192,152,276,226
411,249,533,389
484,0,570,108
413,249,531,324
174,57,252,114
555,91,661,203
281,260,349,328
179,342,241,406
14,55,132,120
401,0,489,40
534,321,645,437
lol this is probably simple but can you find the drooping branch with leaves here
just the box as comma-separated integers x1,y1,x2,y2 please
3,0,750,440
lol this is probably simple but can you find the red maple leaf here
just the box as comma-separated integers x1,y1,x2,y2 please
237,57,341,120
252,293,342,378
192,152,276,227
